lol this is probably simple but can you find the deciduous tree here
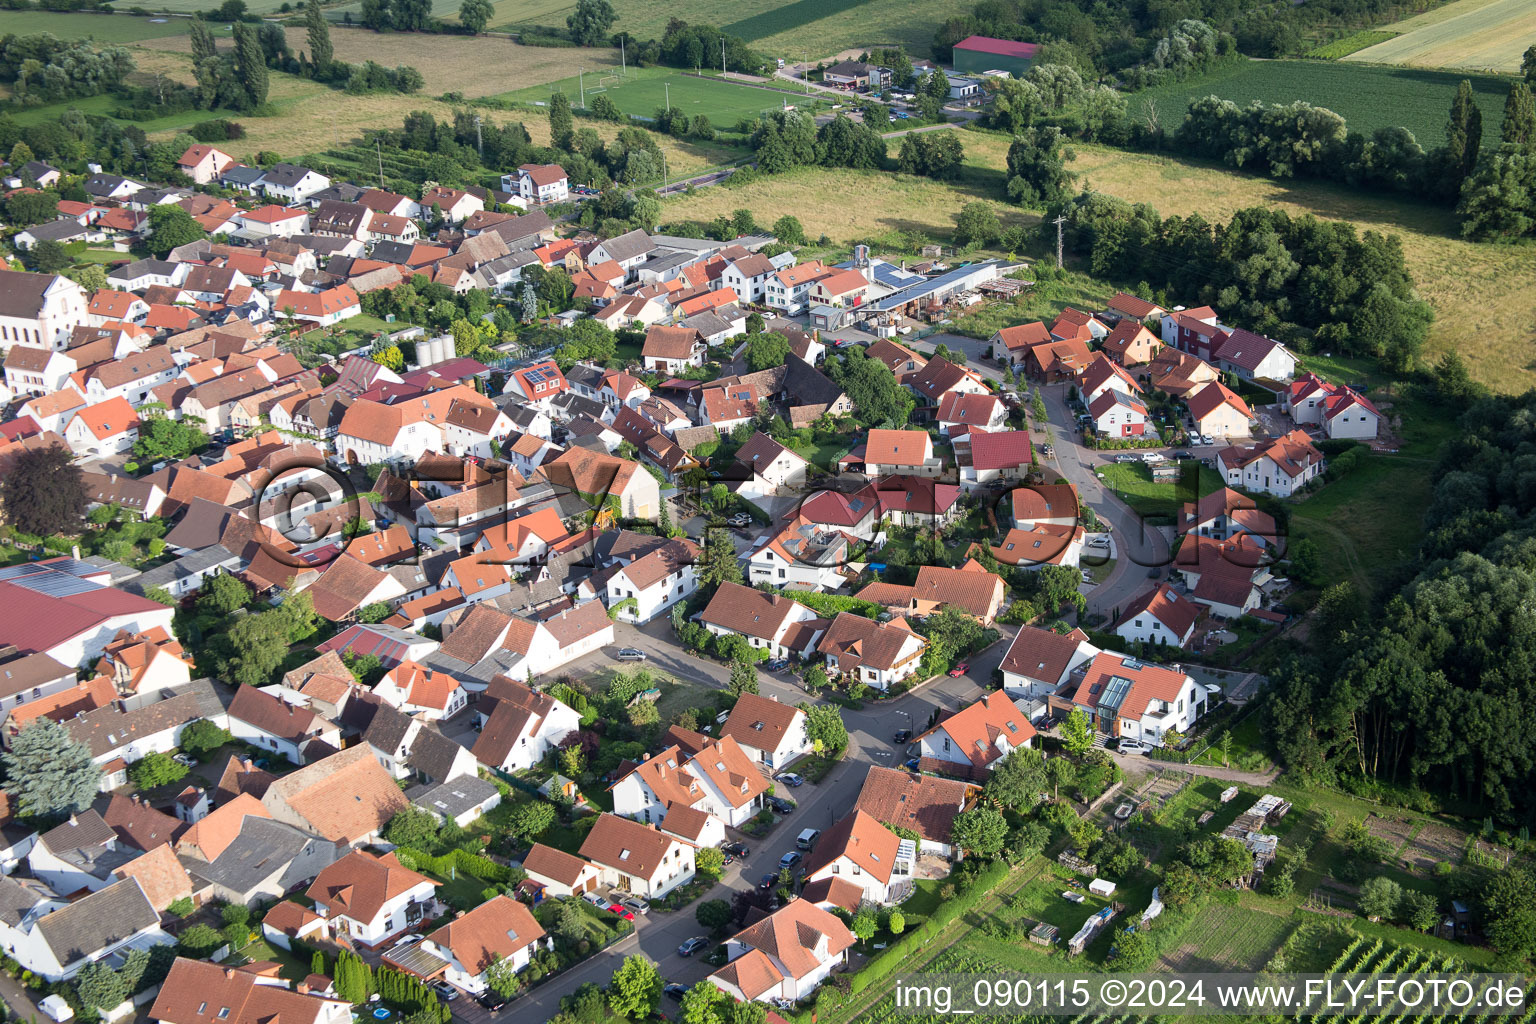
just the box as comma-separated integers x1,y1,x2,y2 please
1,444,85,537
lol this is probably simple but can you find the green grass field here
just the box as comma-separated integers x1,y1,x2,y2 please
0,10,191,40
1098,462,1224,519
1307,30,1398,59
1127,57,1512,149
499,67,800,124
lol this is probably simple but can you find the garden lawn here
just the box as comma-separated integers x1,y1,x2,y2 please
788,436,849,472
1098,462,1223,519
1154,903,1294,972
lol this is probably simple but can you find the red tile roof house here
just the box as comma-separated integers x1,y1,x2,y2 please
227,685,343,765
306,850,438,947
1077,354,1142,406
521,842,602,897
916,690,1036,781
1101,320,1163,367
176,144,235,185
855,765,979,860
1185,380,1254,440
857,428,939,478
1087,388,1149,438
1178,486,1278,547
720,691,812,769
989,321,1050,368
503,358,569,408
990,521,1084,570
641,324,706,374
414,895,550,993
1063,651,1212,748
960,429,1034,491
907,356,989,412
815,612,926,691
577,812,697,899
856,560,1007,624
936,390,1005,440
514,163,569,203
371,659,466,721
1285,372,1381,439
271,285,361,328
1113,582,1199,649
1217,428,1324,498
610,734,771,831
700,581,824,663
149,956,352,1024
708,899,855,1004
1212,326,1297,381
233,205,309,241
1170,533,1269,620
796,483,883,540
1107,291,1167,323
802,808,911,905
468,674,583,773
999,624,1098,701
62,396,138,457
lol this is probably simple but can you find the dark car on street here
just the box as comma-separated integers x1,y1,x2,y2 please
677,936,710,957
894,729,912,744
769,796,795,814
723,841,750,857
759,873,778,890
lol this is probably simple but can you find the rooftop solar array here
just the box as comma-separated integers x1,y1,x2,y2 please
0,561,102,598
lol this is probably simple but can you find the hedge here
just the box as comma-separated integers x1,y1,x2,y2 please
395,847,512,883
847,859,1010,996
780,590,886,620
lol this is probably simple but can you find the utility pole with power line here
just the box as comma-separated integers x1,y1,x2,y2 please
579,67,585,107
375,138,384,189
474,114,483,159
1053,214,1066,268
721,36,726,76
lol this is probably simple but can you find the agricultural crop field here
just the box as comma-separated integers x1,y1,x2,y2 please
499,67,807,124
138,29,616,99
1155,905,1294,972
0,10,191,40
452,0,946,59
1126,57,1510,149
1344,0,1536,73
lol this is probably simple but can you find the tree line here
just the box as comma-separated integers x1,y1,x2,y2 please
1265,378,1536,819
0,33,134,105
1052,192,1433,370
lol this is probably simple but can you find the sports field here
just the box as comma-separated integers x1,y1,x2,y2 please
1344,0,1536,73
499,67,801,123
0,10,191,40
1128,57,1510,149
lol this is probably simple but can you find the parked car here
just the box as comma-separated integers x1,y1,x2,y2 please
430,982,459,1002
759,873,778,890
1198,434,1215,445
763,658,789,672
664,984,690,1001
727,513,752,528
474,991,507,1012
1040,444,1055,457
581,892,611,909
775,772,804,787
607,904,636,921
621,897,650,916
1172,450,1194,461
779,851,803,869
614,648,647,662
1112,453,1140,463
904,758,921,771
769,796,795,814
172,753,197,768
893,729,912,744
1112,738,1151,754
947,662,969,677
723,841,750,857
1141,451,1166,463
1087,536,1110,548
677,936,710,957
390,933,424,950
796,828,821,850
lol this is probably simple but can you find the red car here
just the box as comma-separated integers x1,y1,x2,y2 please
608,904,636,921
947,663,969,677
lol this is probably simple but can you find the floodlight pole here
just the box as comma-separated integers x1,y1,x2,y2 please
579,68,585,107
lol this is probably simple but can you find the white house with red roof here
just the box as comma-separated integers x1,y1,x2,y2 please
577,812,696,898
421,186,483,224
176,144,234,185
1218,429,1324,497
62,396,139,456
1285,373,1379,439
1087,389,1148,437
502,359,568,408
1113,582,1199,649
372,660,466,721
233,205,309,241
961,429,1034,491
514,163,569,203
85,290,149,327
801,809,909,905
1065,651,1211,747
710,901,854,1005
1185,381,1254,439
999,624,1098,700
272,286,360,327
699,582,824,662
796,483,881,540
1159,305,1221,356
734,431,809,490
936,390,1005,438
765,260,833,314
1077,354,1141,405
916,691,1035,780
306,850,438,947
